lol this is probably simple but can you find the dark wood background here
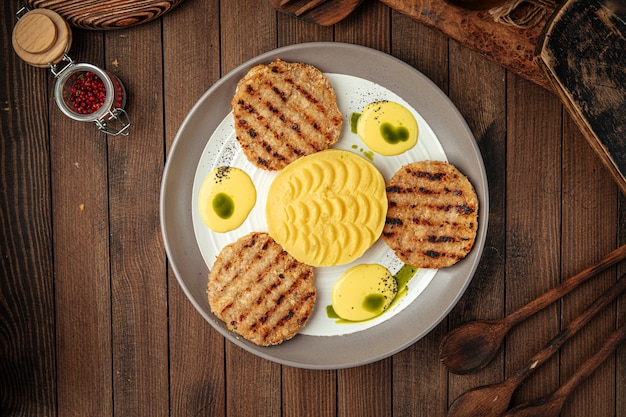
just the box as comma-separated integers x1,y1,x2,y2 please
1,0,625,416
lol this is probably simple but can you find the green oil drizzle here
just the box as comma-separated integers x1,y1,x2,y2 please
326,264,418,323
350,113,375,161
363,293,386,314
380,122,410,144
387,264,417,310
326,305,353,324
350,112,361,133
350,144,374,161
212,192,234,219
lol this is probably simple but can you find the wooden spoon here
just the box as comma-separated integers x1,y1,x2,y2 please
440,244,626,374
446,272,626,417
502,322,626,417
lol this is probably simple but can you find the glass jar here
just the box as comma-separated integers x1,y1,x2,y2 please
13,6,131,136
53,58,130,136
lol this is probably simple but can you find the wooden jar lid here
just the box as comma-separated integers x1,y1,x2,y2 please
12,8,72,68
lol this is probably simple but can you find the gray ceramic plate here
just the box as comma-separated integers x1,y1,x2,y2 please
160,42,489,369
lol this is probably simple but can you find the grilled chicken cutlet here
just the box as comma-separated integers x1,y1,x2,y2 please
232,58,343,171
383,160,478,269
207,232,316,346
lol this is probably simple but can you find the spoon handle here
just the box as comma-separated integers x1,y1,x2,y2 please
504,323,626,417
505,244,626,327
556,322,626,398
513,272,626,383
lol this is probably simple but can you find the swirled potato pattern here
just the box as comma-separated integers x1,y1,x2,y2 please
267,149,387,267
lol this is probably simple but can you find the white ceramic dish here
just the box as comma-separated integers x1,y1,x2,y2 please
160,42,488,369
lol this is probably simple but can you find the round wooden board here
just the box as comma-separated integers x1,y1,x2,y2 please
26,0,186,30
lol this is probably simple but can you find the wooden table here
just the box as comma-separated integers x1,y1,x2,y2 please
1,0,625,416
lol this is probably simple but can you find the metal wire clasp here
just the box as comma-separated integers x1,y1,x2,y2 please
95,108,131,136
50,54,75,78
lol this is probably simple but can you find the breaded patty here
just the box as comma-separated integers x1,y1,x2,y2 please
207,232,316,346
232,58,343,171
383,160,478,269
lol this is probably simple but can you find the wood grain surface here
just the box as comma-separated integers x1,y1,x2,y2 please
1,0,625,416
25,0,185,29
379,0,556,89
536,0,626,194
269,0,364,26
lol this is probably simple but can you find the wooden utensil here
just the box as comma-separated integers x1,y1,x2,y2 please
446,272,626,417
502,322,626,417
535,0,626,194
269,0,363,26
442,0,506,10
440,244,626,374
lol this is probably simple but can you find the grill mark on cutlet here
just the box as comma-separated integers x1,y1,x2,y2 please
382,161,478,268
257,271,315,344
267,75,338,134
240,249,309,332
237,85,322,164
229,236,283,326
261,79,330,153
232,59,341,170
214,234,271,302
208,232,315,345
235,97,290,165
240,259,314,344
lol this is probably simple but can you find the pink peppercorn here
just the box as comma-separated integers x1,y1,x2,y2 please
69,71,106,114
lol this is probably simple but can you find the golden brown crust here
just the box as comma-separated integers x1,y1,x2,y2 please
231,58,343,171
382,160,478,269
207,232,316,346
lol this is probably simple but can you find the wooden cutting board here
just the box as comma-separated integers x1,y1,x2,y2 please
25,0,186,30
379,0,555,89
535,0,626,194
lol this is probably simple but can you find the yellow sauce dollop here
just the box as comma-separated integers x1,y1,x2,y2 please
355,101,418,156
331,264,398,321
266,149,387,267
198,166,256,233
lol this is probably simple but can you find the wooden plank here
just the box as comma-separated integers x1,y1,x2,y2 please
276,12,337,417
379,0,554,89
505,75,562,405
446,33,508,414
282,368,337,417
559,111,619,417
335,0,390,49
389,11,450,417
220,0,278,74
333,3,393,417
390,10,450,91
105,21,169,416
49,30,115,416
162,0,226,416
0,3,57,415
276,6,334,46
220,2,283,417
226,347,282,417
338,360,392,417
26,0,186,29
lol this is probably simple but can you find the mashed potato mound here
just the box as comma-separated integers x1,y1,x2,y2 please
266,149,387,267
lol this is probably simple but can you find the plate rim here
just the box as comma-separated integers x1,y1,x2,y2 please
160,41,489,369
